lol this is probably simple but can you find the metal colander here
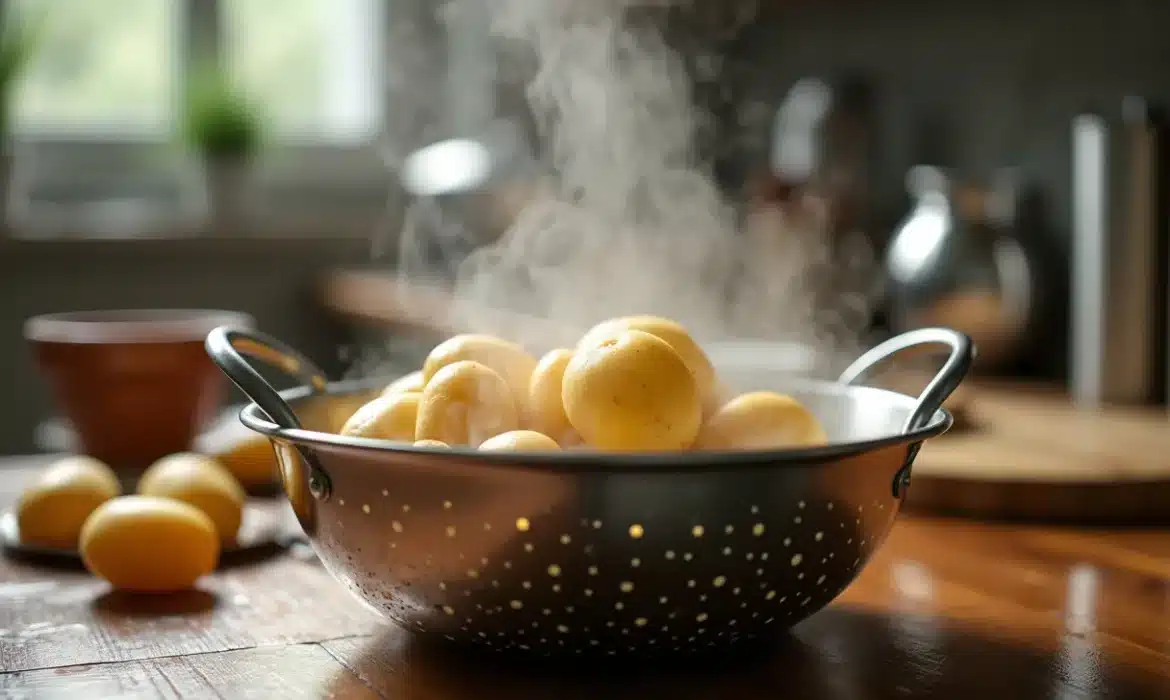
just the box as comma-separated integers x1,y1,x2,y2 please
206,326,971,658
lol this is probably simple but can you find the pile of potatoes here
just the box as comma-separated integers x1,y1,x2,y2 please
341,315,828,453
16,452,247,593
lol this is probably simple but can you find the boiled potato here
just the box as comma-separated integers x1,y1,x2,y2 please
138,453,246,543
479,430,561,451
209,432,278,488
578,315,718,414
16,456,121,549
382,370,425,397
414,439,450,448
694,391,827,450
341,391,420,442
527,348,577,443
80,496,219,593
707,379,733,416
563,329,701,451
416,361,519,447
423,334,537,410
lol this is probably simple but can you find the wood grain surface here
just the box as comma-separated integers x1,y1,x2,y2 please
908,384,1170,521
3,454,1169,699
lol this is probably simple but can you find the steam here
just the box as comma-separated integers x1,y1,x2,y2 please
387,0,879,372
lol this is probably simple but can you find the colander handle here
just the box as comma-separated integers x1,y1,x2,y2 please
837,327,974,434
205,326,334,500
204,326,330,431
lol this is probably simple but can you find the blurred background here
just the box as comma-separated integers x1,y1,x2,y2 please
2,0,1168,473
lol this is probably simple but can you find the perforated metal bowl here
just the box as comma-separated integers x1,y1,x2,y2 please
206,327,971,659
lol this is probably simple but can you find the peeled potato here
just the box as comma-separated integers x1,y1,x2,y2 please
694,391,827,450
210,432,279,488
527,348,576,442
578,315,718,415
414,439,450,448
423,334,537,410
416,360,519,447
563,329,701,451
137,453,246,543
382,370,425,397
480,430,561,451
16,455,121,549
80,496,219,593
341,391,421,442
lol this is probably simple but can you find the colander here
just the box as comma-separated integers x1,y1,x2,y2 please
205,326,972,658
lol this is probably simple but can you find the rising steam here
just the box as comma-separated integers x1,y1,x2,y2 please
387,0,878,372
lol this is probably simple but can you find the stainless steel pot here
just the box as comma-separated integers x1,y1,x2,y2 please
205,326,972,659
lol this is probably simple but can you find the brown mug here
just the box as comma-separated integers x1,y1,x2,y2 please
25,309,254,473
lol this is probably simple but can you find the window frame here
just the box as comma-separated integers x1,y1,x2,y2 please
5,0,187,141
3,0,398,239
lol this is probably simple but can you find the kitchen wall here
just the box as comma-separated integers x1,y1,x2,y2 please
735,0,1170,236
717,0,1170,379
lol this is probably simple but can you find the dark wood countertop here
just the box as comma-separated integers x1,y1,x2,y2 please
2,455,1168,698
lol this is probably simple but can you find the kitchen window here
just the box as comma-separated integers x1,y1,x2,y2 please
10,0,179,137
222,0,383,145
3,0,391,238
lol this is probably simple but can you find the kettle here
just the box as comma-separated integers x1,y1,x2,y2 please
884,166,1034,372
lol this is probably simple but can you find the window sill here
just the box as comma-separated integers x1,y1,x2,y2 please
0,233,378,256
2,216,391,242
2,139,400,241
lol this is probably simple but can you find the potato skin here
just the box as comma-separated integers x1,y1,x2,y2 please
341,392,421,442
415,361,519,447
578,315,717,414
563,330,701,451
694,391,827,450
137,452,246,543
80,496,220,593
479,430,562,452
16,456,121,549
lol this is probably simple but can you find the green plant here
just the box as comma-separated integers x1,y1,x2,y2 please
0,12,45,138
181,63,263,160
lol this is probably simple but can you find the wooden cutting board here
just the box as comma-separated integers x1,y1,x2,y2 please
904,382,1170,522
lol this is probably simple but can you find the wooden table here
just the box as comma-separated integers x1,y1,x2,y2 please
2,457,1169,699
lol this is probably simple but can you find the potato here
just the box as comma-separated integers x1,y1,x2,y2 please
415,361,519,447
423,334,537,410
210,432,279,488
527,348,576,443
694,391,827,450
563,329,701,451
341,392,420,442
382,370,425,397
137,453,246,543
479,430,561,451
16,455,121,549
414,439,450,448
707,379,733,417
80,496,219,593
578,315,718,415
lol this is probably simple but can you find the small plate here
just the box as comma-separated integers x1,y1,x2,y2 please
0,502,287,567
